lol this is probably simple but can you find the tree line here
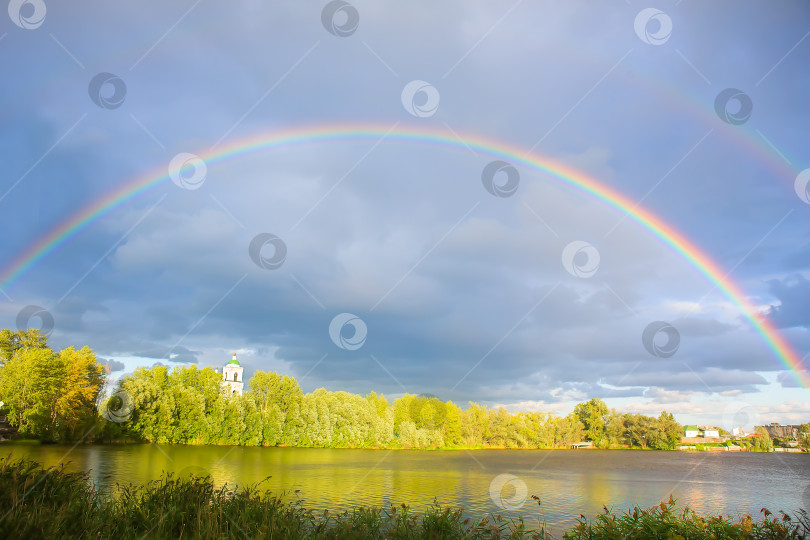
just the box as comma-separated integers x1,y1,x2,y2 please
0,329,105,441
0,329,703,449
98,363,686,449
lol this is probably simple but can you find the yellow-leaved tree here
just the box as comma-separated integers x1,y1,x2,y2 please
0,330,105,441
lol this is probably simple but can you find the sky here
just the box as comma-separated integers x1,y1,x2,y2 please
1,0,809,429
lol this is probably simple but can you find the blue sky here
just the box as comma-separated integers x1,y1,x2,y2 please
1,1,809,429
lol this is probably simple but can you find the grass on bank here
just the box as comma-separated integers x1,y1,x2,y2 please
0,456,808,539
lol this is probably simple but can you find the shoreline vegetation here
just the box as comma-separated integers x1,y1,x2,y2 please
1,457,808,539
1,329,807,452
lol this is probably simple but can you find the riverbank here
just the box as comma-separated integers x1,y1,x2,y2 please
1,457,807,539
3,438,805,454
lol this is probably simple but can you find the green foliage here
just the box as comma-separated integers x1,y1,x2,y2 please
563,495,809,539
0,336,105,442
752,426,774,452
798,423,810,450
104,364,691,450
443,401,463,447
2,457,808,539
573,398,609,445
0,329,691,451
1,456,549,539
0,328,49,367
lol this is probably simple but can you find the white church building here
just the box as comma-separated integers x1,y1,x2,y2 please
221,353,244,396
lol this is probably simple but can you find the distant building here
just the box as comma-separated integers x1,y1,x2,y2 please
683,425,720,438
761,422,801,440
221,353,244,396
681,425,723,444
699,425,720,438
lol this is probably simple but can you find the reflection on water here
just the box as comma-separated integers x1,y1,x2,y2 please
4,444,808,534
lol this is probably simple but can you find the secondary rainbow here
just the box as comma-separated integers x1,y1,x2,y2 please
2,123,806,386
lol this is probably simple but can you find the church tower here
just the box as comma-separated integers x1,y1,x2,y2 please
221,352,244,396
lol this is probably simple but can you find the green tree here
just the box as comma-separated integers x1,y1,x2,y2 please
442,401,463,447
648,411,682,450
488,407,513,447
392,394,415,435
419,402,436,431
752,426,772,452
554,414,585,447
0,343,105,441
462,402,490,446
4,346,700,451
0,329,49,367
604,411,626,448
54,347,106,440
622,413,654,448
366,391,389,416
798,423,810,450
573,398,610,445
534,412,557,448
117,366,167,442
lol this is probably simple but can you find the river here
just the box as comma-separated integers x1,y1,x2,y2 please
3,443,809,534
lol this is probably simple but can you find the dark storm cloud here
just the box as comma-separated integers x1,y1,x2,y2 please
601,368,767,394
99,358,125,372
133,345,201,364
672,317,736,338
1,1,809,422
778,370,810,389
767,275,810,329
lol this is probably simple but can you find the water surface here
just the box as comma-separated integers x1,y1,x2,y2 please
4,444,808,534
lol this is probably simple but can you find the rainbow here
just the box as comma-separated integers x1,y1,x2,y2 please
1,123,807,386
